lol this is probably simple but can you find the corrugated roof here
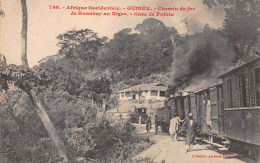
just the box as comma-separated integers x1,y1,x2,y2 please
182,79,222,93
119,83,166,93
218,56,260,79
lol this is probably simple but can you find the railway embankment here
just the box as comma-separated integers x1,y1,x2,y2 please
132,123,257,163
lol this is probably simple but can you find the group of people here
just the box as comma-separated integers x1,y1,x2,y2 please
169,113,200,152
140,113,200,153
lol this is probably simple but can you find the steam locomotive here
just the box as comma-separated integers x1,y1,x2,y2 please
161,57,260,160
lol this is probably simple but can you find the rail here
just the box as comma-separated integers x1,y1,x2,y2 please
224,106,260,111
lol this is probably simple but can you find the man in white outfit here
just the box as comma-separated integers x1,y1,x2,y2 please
169,115,185,141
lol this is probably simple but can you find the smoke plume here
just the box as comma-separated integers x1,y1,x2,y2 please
167,30,236,94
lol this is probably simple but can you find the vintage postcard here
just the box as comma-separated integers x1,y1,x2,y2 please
0,0,259,162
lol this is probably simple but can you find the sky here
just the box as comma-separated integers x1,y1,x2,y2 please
0,0,225,66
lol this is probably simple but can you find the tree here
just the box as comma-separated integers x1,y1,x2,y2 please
38,29,106,96
97,18,179,83
203,0,260,62
0,64,69,162
0,53,6,65
21,0,29,67
223,1,260,61
56,29,103,62
135,18,178,43
0,9,4,17
0,9,4,18
0,1,4,18
0,53,7,90
39,29,113,116
80,77,112,116
0,1,70,161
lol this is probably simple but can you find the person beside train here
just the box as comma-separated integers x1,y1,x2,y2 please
145,116,152,133
154,114,158,135
185,113,200,153
169,114,185,141
205,94,212,132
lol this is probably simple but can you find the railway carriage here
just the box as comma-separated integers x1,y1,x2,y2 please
218,57,260,159
162,57,260,160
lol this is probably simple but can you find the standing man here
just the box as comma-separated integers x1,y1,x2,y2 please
145,116,151,133
119,114,123,123
154,115,158,135
185,113,200,153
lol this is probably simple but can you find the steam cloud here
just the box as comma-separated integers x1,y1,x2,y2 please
167,30,236,94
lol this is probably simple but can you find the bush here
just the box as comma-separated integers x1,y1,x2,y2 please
0,91,151,162
64,118,151,162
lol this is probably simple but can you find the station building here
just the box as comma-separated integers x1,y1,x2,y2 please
119,83,167,103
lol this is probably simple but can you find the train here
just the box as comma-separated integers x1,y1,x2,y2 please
158,57,260,160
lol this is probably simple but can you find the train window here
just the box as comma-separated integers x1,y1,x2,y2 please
125,92,130,97
227,79,233,108
160,91,166,97
150,90,158,96
249,71,256,106
245,74,250,106
255,68,260,106
239,74,247,107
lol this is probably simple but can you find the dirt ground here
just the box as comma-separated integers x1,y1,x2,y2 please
132,124,256,163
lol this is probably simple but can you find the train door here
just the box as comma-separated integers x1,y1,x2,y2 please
202,92,208,134
167,99,174,119
184,96,191,119
255,67,260,106
196,93,203,132
190,94,197,121
209,86,219,135
197,91,208,134
177,97,185,119
173,98,178,116
184,97,187,118
218,85,224,135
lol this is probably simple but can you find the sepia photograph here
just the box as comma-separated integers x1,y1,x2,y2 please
0,0,259,162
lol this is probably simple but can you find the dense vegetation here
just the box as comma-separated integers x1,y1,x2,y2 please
97,18,178,81
0,90,151,162
0,0,259,162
